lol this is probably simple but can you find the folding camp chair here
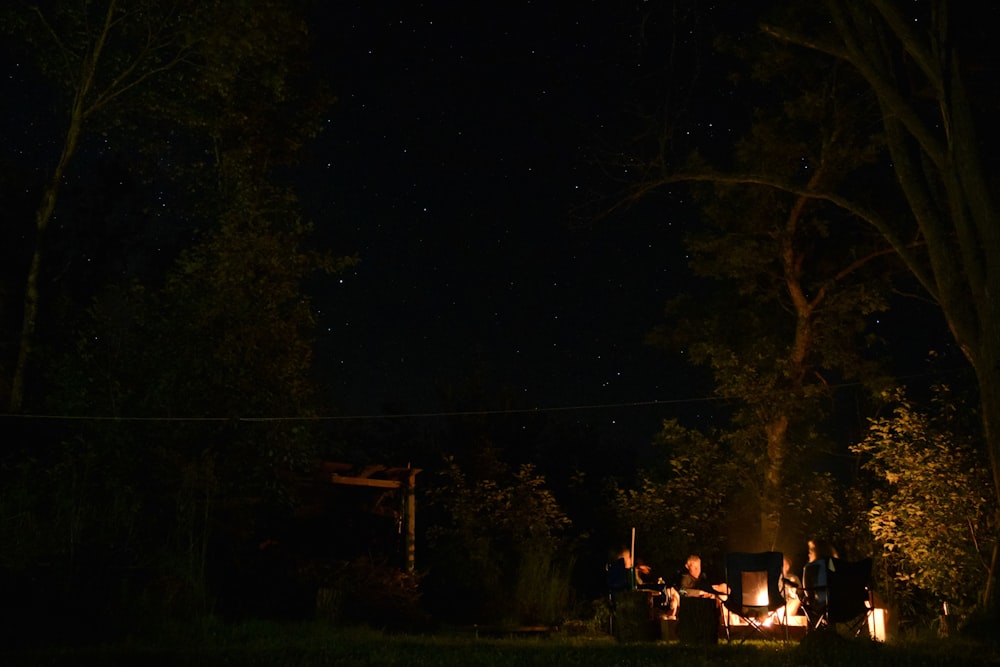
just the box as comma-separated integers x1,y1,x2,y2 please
801,558,829,631
605,557,630,634
723,551,788,643
801,557,874,637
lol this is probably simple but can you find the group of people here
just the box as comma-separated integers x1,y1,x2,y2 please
610,549,729,619
610,537,841,621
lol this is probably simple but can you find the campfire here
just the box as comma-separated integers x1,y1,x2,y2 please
742,570,769,608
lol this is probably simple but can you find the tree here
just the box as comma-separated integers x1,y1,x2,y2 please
423,451,572,625
1,0,357,624
756,0,1000,607
643,30,899,552
852,385,997,615
629,1,1000,604
1,0,329,413
614,419,736,565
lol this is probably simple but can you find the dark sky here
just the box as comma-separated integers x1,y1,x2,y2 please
300,1,739,441
0,1,962,443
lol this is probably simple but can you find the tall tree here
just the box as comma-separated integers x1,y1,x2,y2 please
1,0,326,413
629,2,1000,596
644,30,898,552
1,0,356,622
756,0,1000,606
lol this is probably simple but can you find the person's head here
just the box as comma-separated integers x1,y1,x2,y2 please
685,554,702,578
614,546,633,568
782,557,793,575
807,539,833,562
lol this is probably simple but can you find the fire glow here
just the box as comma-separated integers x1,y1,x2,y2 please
742,570,769,607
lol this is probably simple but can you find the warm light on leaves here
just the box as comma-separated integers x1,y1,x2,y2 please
851,386,996,612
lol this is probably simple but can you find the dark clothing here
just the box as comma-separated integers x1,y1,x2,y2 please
679,571,714,594
607,557,630,593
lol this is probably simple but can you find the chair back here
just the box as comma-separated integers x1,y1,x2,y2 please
826,557,872,623
606,557,631,593
724,551,784,616
802,559,830,609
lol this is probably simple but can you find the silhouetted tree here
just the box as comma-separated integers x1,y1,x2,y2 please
755,0,1000,608
642,23,899,552
0,0,357,627
1,0,334,413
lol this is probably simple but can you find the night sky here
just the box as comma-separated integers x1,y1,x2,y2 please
300,1,743,441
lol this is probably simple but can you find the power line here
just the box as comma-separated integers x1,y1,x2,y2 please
0,367,969,424
0,395,725,423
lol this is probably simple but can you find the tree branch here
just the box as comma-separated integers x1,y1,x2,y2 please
629,171,938,301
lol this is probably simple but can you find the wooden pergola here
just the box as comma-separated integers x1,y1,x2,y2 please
323,462,422,573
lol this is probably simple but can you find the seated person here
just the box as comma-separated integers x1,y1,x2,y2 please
607,547,655,591
807,538,838,563
801,539,836,622
781,556,802,616
678,554,728,599
606,547,633,594
673,554,727,642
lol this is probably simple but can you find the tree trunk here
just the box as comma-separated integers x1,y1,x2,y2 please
8,4,109,412
973,317,1000,609
761,416,789,551
9,115,83,413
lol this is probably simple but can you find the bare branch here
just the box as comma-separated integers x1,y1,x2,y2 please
629,171,938,301
870,0,944,96
759,23,847,60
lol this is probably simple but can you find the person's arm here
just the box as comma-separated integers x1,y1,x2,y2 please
680,574,714,597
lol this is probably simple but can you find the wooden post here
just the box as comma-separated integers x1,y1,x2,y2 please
405,469,417,573
329,463,421,572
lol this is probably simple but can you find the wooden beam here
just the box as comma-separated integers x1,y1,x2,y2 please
330,474,401,489
405,469,417,573
326,463,422,573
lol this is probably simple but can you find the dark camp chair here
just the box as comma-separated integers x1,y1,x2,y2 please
605,557,630,634
801,557,874,637
723,551,788,643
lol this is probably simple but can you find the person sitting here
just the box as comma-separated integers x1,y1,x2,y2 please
781,556,802,616
673,554,727,644
678,554,729,599
606,547,633,594
807,538,838,563
801,538,838,625
607,546,656,593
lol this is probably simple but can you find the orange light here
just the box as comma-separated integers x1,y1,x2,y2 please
868,608,887,641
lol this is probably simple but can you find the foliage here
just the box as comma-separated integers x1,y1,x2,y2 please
851,386,997,614
0,0,357,632
312,557,429,632
423,453,572,625
0,0,337,412
613,419,736,567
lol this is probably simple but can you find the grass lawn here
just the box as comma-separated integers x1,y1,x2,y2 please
3,622,998,666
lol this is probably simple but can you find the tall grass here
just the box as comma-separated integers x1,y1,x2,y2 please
510,551,574,626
